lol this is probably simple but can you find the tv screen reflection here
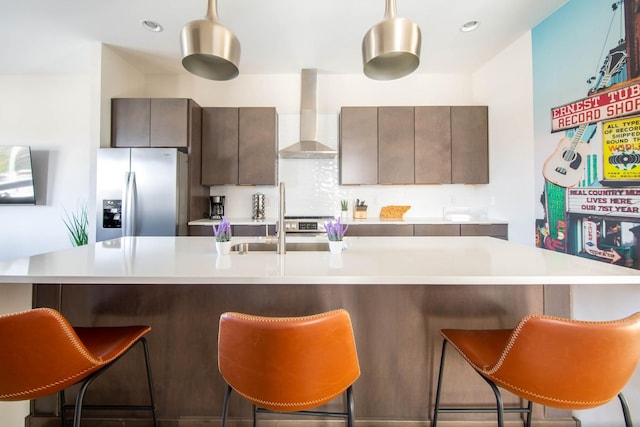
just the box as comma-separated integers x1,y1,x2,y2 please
0,146,36,205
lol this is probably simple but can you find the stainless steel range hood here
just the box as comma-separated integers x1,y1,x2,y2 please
279,69,337,159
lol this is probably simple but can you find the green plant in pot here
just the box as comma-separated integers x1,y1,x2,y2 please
62,204,89,247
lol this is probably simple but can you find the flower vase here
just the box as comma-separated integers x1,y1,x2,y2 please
216,240,232,256
329,240,343,255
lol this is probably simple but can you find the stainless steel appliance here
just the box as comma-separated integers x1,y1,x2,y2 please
284,216,333,235
252,193,265,220
96,148,188,242
210,195,225,219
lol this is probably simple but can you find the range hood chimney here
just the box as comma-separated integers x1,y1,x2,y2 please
279,69,337,159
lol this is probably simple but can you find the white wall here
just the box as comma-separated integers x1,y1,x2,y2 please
0,74,92,261
473,33,536,245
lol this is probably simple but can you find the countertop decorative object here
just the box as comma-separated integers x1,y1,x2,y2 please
379,205,411,219
212,216,231,242
325,218,349,254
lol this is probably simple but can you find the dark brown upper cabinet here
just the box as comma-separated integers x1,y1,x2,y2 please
378,107,415,185
415,106,452,184
202,107,239,185
111,98,196,148
201,107,277,186
451,106,489,184
238,107,277,185
340,105,488,185
339,107,378,185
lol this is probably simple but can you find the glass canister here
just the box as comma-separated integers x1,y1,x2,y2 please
252,193,265,220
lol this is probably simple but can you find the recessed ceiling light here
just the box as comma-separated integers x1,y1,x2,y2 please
460,20,479,32
141,20,163,32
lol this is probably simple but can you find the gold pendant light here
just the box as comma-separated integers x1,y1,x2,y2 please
362,0,421,80
180,0,240,81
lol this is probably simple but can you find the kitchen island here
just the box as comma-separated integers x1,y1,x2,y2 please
1,236,639,427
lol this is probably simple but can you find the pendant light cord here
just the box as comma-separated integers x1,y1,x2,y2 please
206,0,218,22
384,0,397,19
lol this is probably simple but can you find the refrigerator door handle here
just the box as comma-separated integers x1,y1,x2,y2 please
123,172,137,236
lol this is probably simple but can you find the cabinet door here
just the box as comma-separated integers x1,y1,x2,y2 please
378,107,415,184
340,107,378,185
415,106,452,184
189,225,213,236
111,98,150,147
150,99,189,147
461,224,508,240
347,224,414,236
202,107,239,185
451,106,489,184
238,107,277,185
414,224,460,236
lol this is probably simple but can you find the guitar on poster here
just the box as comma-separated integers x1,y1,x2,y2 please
543,46,627,188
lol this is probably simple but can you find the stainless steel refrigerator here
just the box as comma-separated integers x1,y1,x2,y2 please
96,148,188,242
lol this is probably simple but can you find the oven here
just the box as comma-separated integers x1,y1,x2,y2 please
284,216,334,236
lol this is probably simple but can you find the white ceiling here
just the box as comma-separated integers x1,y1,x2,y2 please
1,0,568,76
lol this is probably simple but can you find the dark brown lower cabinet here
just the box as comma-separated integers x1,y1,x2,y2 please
461,223,508,240
414,224,461,236
189,224,276,237
347,224,414,236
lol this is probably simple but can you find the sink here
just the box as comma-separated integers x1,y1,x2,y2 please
231,242,329,252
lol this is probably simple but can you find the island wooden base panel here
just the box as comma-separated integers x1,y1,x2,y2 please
30,283,572,426
26,416,579,427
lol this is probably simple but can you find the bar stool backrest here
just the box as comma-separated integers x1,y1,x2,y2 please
218,309,360,412
485,313,640,409
0,308,102,401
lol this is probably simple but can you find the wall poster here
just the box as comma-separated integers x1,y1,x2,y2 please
533,0,640,268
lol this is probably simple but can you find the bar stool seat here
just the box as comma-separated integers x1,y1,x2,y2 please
0,307,158,427
217,309,360,426
432,313,640,427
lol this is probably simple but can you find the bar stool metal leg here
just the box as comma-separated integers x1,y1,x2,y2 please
432,339,532,427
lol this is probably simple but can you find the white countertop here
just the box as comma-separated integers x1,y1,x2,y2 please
1,236,638,286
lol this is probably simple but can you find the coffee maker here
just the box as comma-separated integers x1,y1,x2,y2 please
210,196,225,220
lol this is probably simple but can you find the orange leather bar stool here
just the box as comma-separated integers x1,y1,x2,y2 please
218,309,360,426
432,313,640,427
0,308,158,427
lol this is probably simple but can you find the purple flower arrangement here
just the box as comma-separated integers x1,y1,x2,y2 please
212,216,232,242
325,218,349,241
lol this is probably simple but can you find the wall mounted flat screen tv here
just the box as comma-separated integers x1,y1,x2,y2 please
0,146,36,205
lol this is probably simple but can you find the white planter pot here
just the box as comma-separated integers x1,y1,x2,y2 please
216,240,232,256
328,240,343,255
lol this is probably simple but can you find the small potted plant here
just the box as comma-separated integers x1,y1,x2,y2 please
340,200,349,220
325,218,349,254
212,216,232,255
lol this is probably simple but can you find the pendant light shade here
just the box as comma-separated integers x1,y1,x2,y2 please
180,0,240,81
362,0,421,80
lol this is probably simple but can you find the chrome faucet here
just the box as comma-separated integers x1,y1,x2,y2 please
277,182,286,254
